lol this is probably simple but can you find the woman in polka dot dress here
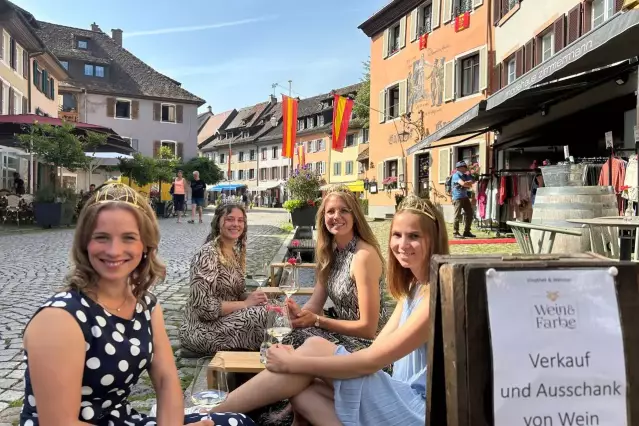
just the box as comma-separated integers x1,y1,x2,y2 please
20,184,255,426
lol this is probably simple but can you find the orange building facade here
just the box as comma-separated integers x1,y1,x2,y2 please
360,0,493,219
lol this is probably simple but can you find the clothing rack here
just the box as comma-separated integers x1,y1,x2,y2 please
475,173,496,234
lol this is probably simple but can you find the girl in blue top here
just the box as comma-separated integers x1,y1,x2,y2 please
211,194,450,425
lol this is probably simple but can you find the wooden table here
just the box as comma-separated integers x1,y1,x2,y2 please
257,286,314,296
269,262,316,287
208,351,264,389
566,216,639,261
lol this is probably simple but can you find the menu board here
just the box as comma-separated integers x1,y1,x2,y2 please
486,268,628,426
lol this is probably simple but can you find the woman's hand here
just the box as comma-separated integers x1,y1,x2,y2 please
286,298,302,317
291,309,317,329
244,291,268,307
265,344,296,373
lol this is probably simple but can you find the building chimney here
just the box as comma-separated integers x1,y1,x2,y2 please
207,105,212,114
270,94,277,104
111,29,123,46
91,22,101,32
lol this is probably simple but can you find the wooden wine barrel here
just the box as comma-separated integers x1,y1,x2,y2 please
530,186,618,253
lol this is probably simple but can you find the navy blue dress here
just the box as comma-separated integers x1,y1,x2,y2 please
20,289,255,426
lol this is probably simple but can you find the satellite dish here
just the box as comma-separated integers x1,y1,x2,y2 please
270,116,278,127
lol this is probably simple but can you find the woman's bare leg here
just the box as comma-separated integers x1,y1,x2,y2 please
212,337,337,414
290,380,340,426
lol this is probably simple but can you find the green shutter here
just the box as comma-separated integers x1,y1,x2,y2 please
42,70,48,94
32,61,38,87
49,78,55,100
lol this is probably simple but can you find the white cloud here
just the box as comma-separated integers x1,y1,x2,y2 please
124,15,278,38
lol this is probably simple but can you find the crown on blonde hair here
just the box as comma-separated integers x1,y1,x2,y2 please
324,184,354,196
86,183,149,213
397,194,437,222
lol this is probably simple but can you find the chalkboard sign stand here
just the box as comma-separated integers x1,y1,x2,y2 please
427,253,639,426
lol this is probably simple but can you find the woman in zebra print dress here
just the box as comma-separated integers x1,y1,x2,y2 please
179,203,269,355
284,186,387,353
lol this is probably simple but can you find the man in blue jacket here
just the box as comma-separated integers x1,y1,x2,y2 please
451,161,476,239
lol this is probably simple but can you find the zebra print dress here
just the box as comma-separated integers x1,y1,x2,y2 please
283,236,388,353
179,242,267,355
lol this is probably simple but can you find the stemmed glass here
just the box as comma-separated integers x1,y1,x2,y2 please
253,262,269,288
266,302,292,345
279,264,300,300
189,357,228,414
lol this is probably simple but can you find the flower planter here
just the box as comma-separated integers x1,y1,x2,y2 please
290,205,318,228
34,202,74,228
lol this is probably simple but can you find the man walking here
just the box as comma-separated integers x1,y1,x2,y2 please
451,161,476,239
188,171,206,224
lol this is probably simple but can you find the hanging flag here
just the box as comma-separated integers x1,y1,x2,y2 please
455,12,471,32
419,33,428,50
282,95,298,158
228,143,232,180
297,144,306,167
331,94,354,152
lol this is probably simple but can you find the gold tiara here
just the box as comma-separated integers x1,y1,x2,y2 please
397,195,437,222
86,183,149,212
324,184,354,196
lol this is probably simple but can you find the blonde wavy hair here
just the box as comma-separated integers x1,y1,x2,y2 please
387,195,449,299
204,203,247,271
315,185,384,287
65,183,165,302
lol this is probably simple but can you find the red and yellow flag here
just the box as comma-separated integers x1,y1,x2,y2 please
282,95,298,158
227,144,232,180
297,144,306,167
331,94,354,152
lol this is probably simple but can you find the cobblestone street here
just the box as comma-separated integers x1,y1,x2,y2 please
0,207,291,424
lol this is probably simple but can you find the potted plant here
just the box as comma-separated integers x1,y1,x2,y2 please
17,121,106,228
283,165,323,228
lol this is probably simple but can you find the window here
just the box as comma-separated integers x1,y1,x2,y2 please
457,145,479,167
507,58,516,84
260,168,267,180
460,54,480,97
2,83,8,115
333,162,342,176
238,170,245,180
318,114,325,126
345,134,356,147
345,161,354,175
249,169,255,180
84,64,93,76
95,66,105,78
249,149,256,161
239,151,245,162
8,38,16,70
270,167,279,180
77,40,88,49
592,0,614,28
363,128,369,143
60,61,69,70
161,104,176,123
297,119,305,131
220,153,226,164
261,148,267,160
454,0,472,16
541,32,554,62
389,23,401,55
242,130,249,138
386,160,399,178
161,141,177,156
115,100,131,119
281,165,288,178
271,146,278,159
387,85,400,119
12,89,20,114
418,3,433,35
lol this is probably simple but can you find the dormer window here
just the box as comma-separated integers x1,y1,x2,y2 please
84,63,105,77
78,40,88,49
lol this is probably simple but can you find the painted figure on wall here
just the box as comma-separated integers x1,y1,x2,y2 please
407,54,427,111
430,58,445,107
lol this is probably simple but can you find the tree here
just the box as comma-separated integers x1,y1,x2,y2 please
118,153,157,187
17,121,107,189
353,58,371,128
155,145,180,184
179,156,224,184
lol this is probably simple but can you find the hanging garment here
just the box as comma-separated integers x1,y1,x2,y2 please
478,179,488,219
622,155,638,202
499,176,507,206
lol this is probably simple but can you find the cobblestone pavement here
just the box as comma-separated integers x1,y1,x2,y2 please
0,207,290,424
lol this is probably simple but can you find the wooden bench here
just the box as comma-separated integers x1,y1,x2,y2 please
208,351,264,389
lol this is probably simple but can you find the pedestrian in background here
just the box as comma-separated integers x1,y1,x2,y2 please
189,170,206,224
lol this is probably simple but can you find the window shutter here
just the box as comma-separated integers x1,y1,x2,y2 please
438,148,450,183
515,47,524,78
443,0,453,23
582,1,592,33
0,30,3,60
398,80,407,116
382,29,389,59
399,16,407,49
176,105,184,123
398,157,405,187
11,39,16,70
379,90,386,122
22,96,27,114
501,61,507,87
131,100,139,119
410,8,418,41
443,60,455,102
493,0,502,24
566,4,582,45
377,162,385,189
479,138,487,173
432,0,441,29
153,102,161,121
106,97,115,117
479,45,488,91
153,141,161,158
132,139,139,151
32,61,38,86
473,0,483,8
22,50,27,79
42,70,48,94
0,85,3,114
49,78,55,100
177,142,184,159
615,0,624,12
524,39,534,73
491,63,502,94
8,87,14,114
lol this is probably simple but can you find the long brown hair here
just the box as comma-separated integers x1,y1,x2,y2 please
387,195,449,299
315,186,384,287
205,202,248,271
66,184,165,301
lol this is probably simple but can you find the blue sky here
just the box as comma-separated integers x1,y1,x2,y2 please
13,0,387,113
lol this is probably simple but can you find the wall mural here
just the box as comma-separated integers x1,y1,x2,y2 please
407,53,446,112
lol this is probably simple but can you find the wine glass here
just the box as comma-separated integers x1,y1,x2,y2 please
266,302,292,345
189,356,228,413
279,265,300,299
254,262,269,288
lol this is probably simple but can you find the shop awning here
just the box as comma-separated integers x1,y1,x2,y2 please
248,181,284,191
207,183,247,192
345,180,365,192
407,10,639,155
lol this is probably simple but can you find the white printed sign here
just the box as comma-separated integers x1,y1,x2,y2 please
605,131,613,148
486,269,627,426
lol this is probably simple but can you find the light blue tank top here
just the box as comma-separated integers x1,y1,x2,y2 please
391,292,427,398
